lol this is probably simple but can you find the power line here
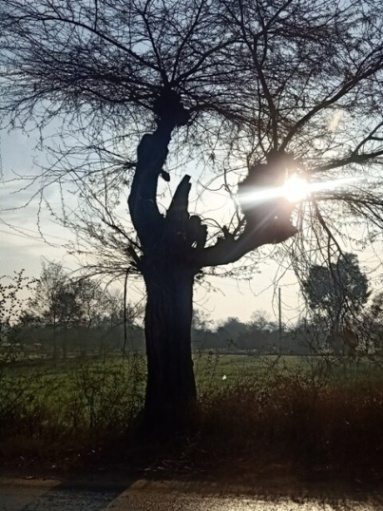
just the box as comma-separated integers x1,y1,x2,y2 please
0,228,69,244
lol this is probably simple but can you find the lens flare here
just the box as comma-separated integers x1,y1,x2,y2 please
282,174,310,203
239,174,364,208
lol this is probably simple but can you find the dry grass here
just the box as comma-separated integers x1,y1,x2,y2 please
0,355,383,479
193,371,383,478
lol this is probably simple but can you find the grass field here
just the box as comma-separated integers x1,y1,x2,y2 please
1,352,383,477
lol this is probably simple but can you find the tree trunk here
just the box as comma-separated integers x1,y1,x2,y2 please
141,259,197,438
52,322,58,360
127,93,298,439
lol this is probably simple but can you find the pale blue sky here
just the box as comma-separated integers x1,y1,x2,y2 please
0,127,307,325
3,126,383,326
5,125,382,326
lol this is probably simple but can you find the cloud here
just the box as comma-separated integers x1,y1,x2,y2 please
0,225,73,278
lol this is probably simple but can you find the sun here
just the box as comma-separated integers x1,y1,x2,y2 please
281,174,310,203
238,173,310,208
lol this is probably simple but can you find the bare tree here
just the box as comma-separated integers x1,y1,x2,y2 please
2,0,383,436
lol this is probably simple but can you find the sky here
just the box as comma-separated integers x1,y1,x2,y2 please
3,125,383,329
0,127,308,327
3,125,383,328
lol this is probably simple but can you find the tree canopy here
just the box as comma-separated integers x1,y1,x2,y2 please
2,0,383,273
303,252,370,322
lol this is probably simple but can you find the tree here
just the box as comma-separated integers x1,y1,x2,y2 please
302,253,370,353
29,261,119,357
3,0,383,435
0,270,34,357
243,312,279,353
216,317,246,346
360,291,383,354
29,261,82,358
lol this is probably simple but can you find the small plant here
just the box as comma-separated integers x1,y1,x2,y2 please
0,270,35,361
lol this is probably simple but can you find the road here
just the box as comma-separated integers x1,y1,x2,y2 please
0,475,382,510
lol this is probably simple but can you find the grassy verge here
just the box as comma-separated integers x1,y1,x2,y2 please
0,353,383,479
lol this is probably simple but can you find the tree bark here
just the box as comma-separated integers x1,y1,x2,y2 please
141,259,197,438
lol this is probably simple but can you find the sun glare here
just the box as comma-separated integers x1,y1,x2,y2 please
281,174,310,203
239,174,364,209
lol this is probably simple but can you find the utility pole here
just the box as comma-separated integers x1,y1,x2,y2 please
278,287,282,352
122,267,131,356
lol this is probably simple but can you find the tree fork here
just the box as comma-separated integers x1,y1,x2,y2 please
128,90,200,437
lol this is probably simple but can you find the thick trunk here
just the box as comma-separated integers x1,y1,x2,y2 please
127,93,298,439
141,260,197,438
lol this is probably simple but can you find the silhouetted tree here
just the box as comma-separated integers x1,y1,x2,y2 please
302,253,370,353
3,0,383,435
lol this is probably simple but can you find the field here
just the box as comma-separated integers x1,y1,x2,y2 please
1,352,383,478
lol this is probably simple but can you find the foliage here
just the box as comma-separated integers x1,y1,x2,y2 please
302,253,370,320
30,261,102,327
302,253,370,355
0,356,146,459
0,270,35,351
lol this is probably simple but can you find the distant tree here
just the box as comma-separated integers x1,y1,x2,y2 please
359,292,383,354
192,309,213,332
216,317,246,348
28,262,69,358
248,312,278,351
302,253,370,353
29,261,126,357
191,309,214,350
249,312,277,334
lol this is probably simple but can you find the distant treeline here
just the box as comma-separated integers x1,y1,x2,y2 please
2,262,383,360
4,313,381,359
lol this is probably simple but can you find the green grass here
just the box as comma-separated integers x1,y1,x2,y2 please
0,355,146,461
194,352,383,389
1,352,383,478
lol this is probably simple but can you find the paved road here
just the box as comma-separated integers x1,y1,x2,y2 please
1,476,383,510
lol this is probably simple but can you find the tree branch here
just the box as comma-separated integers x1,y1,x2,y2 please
128,121,173,249
167,175,191,224
195,206,297,267
281,52,383,150
312,148,383,174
